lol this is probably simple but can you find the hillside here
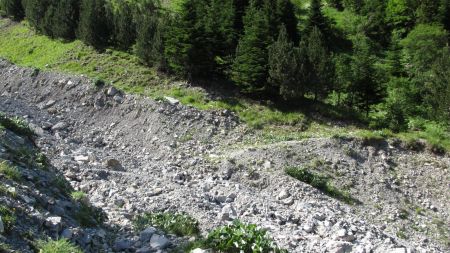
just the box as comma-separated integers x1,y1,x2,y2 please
0,59,449,252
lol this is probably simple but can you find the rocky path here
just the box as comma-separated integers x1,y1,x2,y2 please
1,59,449,252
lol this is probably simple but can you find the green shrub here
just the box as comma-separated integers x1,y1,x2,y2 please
133,212,199,236
71,191,87,202
38,239,83,253
74,202,106,227
285,166,358,204
0,161,21,181
0,204,16,232
0,113,34,138
203,220,286,253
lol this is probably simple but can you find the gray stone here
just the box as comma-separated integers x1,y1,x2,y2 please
150,234,170,249
0,216,4,234
140,227,157,242
107,87,119,96
164,96,180,105
61,228,73,239
278,189,290,200
104,159,123,170
43,100,56,109
114,239,132,251
136,247,152,253
45,216,62,231
51,122,68,131
219,204,237,221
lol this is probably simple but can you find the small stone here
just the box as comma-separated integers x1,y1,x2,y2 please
74,155,90,163
0,216,4,233
164,96,180,105
43,100,56,109
114,239,132,251
107,87,119,96
45,216,62,231
140,227,157,242
61,228,73,239
104,159,123,171
278,189,290,200
191,249,212,253
51,122,68,131
136,247,152,253
388,248,407,253
303,224,314,233
21,195,36,204
150,234,170,249
282,197,294,205
219,204,237,221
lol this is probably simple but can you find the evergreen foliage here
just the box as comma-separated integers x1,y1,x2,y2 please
110,0,136,50
0,0,24,20
77,0,110,48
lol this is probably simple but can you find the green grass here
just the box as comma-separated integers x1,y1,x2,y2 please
52,174,72,196
285,166,358,204
0,161,21,181
180,220,287,253
133,212,199,236
0,112,34,138
0,204,16,232
38,239,83,253
71,191,87,202
0,184,17,198
74,202,107,227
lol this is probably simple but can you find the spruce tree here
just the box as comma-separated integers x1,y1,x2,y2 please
305,0,333,49
111,1,136,50
349,34,383,116
306,27,333,100
135,2,165,68
268,25,301,100
22,0,49,31
231,2,271,94
48,0,79,40
0,0,24,20
77,0,110,48
274,0,299,44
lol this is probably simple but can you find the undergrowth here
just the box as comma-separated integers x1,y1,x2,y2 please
181,220,287,253
0,161,21,181
0,204,16,232
38,239,83,253
0,112,34,138
285,166,358,204
133,212,199,236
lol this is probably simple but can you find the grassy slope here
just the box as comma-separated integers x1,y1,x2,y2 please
0,18,448,152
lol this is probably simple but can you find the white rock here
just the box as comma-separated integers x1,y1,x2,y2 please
191,249,212,253
74,155,89,163
150,234,170,249
164,96,180,105
0,216,4,233
51,122,68,131
278,189,290,200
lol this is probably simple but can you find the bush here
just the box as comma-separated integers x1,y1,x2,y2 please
0,112,34,138
0,0,24,20
204,220,286,253
38,239,83,253
0,161,21,181
285,166,358,204
0,205,16,232
133,212,199,236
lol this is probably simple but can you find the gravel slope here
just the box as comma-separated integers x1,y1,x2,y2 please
0,59,449,253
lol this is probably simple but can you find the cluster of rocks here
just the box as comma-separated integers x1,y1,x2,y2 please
0,59,449,253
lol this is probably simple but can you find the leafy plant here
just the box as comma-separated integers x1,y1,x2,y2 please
285,166,358,204
0,161,21,181
0,204,16,232
71,191,86,202
38,239,83,253
74,202,107,227
0,112,34,138
203,220,286,253
133,212,199,236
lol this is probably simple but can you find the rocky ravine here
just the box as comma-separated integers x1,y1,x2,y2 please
0,58,449,253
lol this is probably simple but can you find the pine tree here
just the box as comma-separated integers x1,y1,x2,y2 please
232,0,250,35
426,46,450,121
164,0,209,77
268,25,302,100
305,0,333,49
77,0,110,48
274,0,299,44
349,34,383,116
135,2,165,68
22,0,49,31
306,27,333,100
231,2,271,93
49,0,79,40
111,1,136,50
0,0,24,20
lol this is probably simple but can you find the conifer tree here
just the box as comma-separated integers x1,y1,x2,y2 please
306,27,333,100
268,25,301,99
305,0,333,49
48,0,79,40
77,0,110,48
231,2,272,93
111,1,136,50
0,0,24,20
232,0,250,35
274,0,299,44
22,0,49,30
135,2,165,68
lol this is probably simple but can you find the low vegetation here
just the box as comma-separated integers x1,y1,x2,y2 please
0,160,21,181
133,212,199,236
183,220,287,253
0,204,16,232
73,196,106,228
0,112,34,138
285,166,357,204
38,239,83,253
